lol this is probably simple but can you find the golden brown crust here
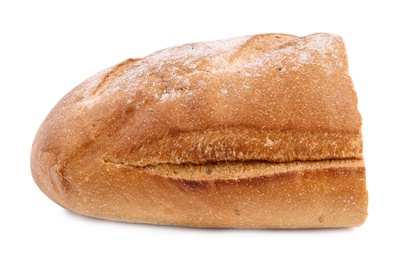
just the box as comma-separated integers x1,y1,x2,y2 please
31,33,367,228
32,156,367,228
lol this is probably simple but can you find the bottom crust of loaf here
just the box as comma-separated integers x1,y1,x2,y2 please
32,158,367,228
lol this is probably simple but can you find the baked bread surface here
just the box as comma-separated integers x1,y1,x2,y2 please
31,33,367,228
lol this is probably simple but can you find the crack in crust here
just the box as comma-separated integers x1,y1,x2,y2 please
103,128,363,168
102,158,364,181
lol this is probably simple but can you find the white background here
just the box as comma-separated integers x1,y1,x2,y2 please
1,0,396,259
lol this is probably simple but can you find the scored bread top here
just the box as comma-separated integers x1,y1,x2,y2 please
33,33,362,171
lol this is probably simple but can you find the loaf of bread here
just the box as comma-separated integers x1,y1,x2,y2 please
31,33,367,228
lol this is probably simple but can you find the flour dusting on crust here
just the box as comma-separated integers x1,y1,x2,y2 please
76,33,348,116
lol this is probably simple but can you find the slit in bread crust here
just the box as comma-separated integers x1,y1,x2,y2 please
102,158,364,181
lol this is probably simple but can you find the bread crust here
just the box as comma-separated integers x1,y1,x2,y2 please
31,33,367,228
